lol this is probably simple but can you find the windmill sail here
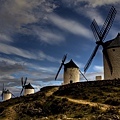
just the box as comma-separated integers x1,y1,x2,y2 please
20,77,27,95
55,54,67,80
11,92,15,97
1,83,4,100
100,6,117,41
21,77,23,87
84,6,117,73
24,77,27,86
91,19,101,41
79,69,88,81
55,63,63,80
84,44,99,73
20,87,24,96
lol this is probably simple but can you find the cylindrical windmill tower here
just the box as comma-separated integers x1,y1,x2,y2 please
24,83,34,96
55,55,81,84
3,90,12,101
63,59,80,84
104,33,120,80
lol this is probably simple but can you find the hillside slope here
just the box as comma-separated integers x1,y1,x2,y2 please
0,80,120,120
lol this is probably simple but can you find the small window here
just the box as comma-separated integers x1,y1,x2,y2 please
112,49,115,51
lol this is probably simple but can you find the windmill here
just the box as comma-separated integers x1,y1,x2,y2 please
55,54,88,84
20,77,34,96
84,6,117,80
1,83,15,101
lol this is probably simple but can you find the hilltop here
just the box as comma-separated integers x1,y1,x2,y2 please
0,79,120,120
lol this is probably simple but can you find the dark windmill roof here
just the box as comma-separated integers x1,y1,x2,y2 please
24,83,34,89
104,33,120,48
64,59,79,68
3,90,11,94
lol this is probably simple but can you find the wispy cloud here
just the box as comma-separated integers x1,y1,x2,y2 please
61,0,120,8
49,14,92,39
0,43,58,62
93,65,103,72
61,0,120,25
85,0,120,7
38,51,59,62
0,61,24,75
34,28,65,44
0,43,36,59
0,33,12,43
0,0,58,43
83,9,104,25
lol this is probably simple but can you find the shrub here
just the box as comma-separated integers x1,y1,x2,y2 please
91,96,98,102
104,98,120,106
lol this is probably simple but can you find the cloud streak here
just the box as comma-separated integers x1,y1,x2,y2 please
0,43,58,62
34,28,65,44
61,0,120,7
93,65,103,72
49,14,92,39
85,0,120,7
0,0,58,43
0,61,24,75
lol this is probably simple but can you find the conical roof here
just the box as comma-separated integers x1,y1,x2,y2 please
3,89,11,94
104,33,120,48
24,83,34,89
64,59,79,68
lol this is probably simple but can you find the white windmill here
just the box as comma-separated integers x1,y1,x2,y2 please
84,6,117,80
55,54,88,84
20,77,34,96
103,33,120,79
1,83,15,101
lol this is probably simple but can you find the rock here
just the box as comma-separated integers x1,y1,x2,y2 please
41,117,48,120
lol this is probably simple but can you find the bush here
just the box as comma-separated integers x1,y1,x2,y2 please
91,96,98,102
90,106,101,114
0,106,5,113
62,98,68,102
105,107,119,114
74,113,84,118
104,98,120,106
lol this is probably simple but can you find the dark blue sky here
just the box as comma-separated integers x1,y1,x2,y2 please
0,0,120,99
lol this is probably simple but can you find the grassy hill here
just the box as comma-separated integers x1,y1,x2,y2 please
0,80,120,120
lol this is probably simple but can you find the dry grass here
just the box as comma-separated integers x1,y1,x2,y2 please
0,82,120,120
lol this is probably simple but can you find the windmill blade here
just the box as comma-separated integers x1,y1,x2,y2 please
55,54,67,80
21,77,24,87
79,69,88,81
24,77,27,86
100,6,117,41
20,88,24,96
1,91,3,100
100,6,116,35
1,83,4,100
84,44,100,73
62,54,67,63
103,48,113,74
91,19,101,41
55,63,63,80
1,93,3,100
11,92,15,97
3,83,4,91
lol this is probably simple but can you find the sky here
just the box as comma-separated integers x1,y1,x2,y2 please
0,0,120,100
